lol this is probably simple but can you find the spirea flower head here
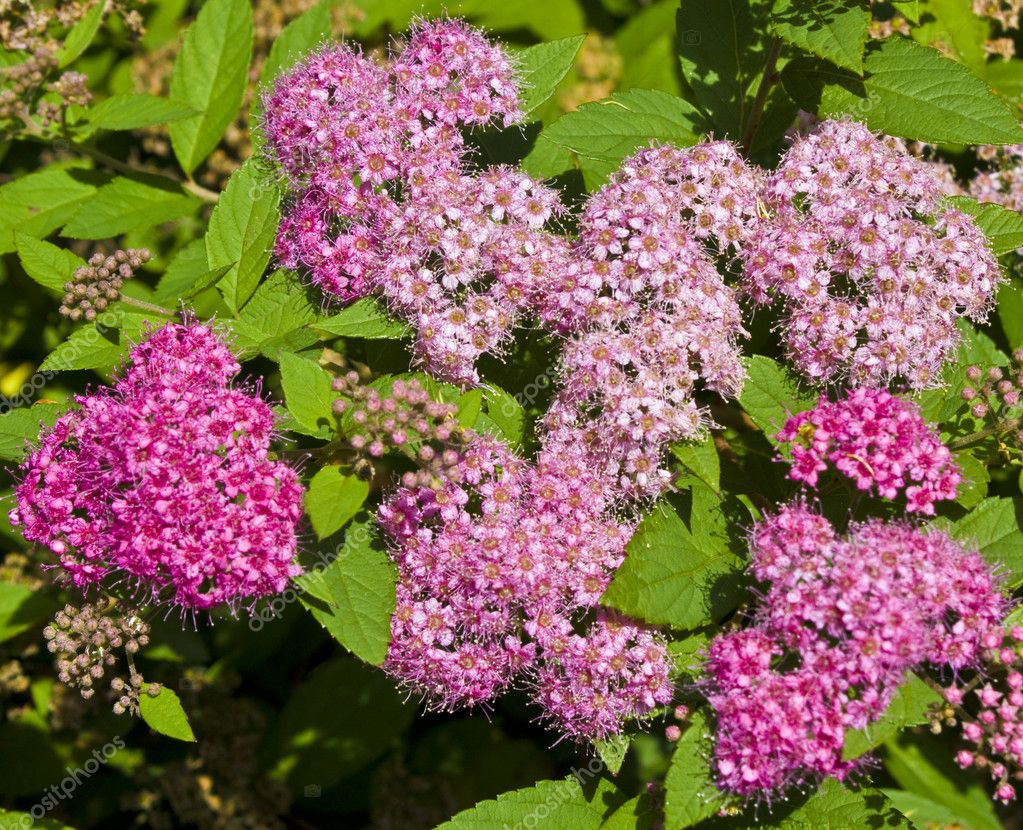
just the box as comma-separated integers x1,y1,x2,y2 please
375,418,671,739
534,142,752,498
704,502,1006,798
9,322,304,612
264,23,563,386
744,119,1001,389
778,387,960,514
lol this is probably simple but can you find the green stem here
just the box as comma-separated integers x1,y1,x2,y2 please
740,37,783,157
948,416,1023,451
118,295,176,317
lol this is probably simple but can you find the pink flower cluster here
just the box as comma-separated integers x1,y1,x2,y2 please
948,625,1023,803
536,143,759,498
971,143,1023,213
777,387,960,514
9,322,304,612
377,430,673,740
263,20,564,386
744,120,1001,389
704,502,1006,797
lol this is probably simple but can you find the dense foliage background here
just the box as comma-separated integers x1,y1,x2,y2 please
4,1,1023,829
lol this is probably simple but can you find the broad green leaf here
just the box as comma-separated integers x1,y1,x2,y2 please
946,195,1023,256
539,89,703,188
0,163,104,254
264,658,414,791
278,351,335,436
0,810,76,830
155,238,208,299
231,269,320,357
594,735,630,775
0,582,58,643
15,233,85,293
781,38,1023,145
0,404,65,462
985,57,1023,107
601,486,745,629
313,298,408,340
169,0,253,175
955,449,990,510
951,497,1023,587
892,0,921,22
771,0,869,73
38,309,156,373
515,35,585,116
297,518,397,664
882,789,981,829
843,673,942,760
774,779,910,828
616,0,684,96
57,0,105,67
435,775,622,830
663,710,720,829
738,355,816,443
139,685,195,742
304,466,369,540
600,793,658,830
482,385,526,446
62,174,200,239
997,277,1023,348
676,0,755,138
883,734,1001,830
671,435,721,493
459,0,585,41
84,93,197,131
259,0,332,87
911,0,987,74
456,388,485,430
206,160,281,311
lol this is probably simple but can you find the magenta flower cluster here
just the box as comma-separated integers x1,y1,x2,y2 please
263,20,564,386
704,502,1006,797
10,322,304,612
744,120,1001,389
377,432,672,740
778,387,960,514
948,625,1023,803
537,142,759,498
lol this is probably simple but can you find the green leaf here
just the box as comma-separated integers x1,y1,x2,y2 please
169,0,253,175
882,789,980,829
951,497,1023,588
616,0,684,96
0,583,58,643
278,351,335,436
883,734,1001,830
997,277,1023,348
206,160,281,311
738,355,816,444
155,238,208,299
84,93,197,132
313,298,408,340
842,673,942,760
539,89,703,188
0,404,65,462
771,0,870,73
945,195,1023,256
57,0,105,67
781,38,1023,145
0,810,76,830
670,435,721,493
304,466,369,540
139,685,195,742
594,734,630,775
264,658,414,791
456,388,485,430
775,779,910,828
676,0,762,139
435,775,622,830
15,233,85,293
231,269,320,357
0,163,104,254
482,385,526,447
911,0,988,74
38,309,156,373
600,793,659,830
663,710,720,829
984,57,1023,107
601,486,745,629
515,35,585,117
892,0,921,22
259,0,332,87
62,174,200,239
297,518,397,665
954,448,990,510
